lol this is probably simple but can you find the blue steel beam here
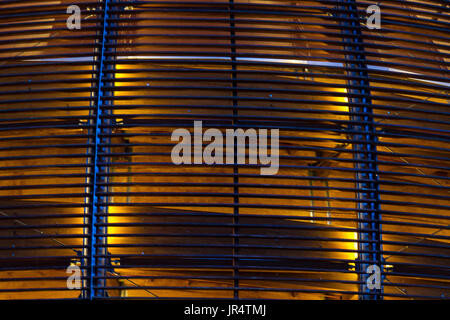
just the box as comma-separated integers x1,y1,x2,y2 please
229,0,240,300
87,0,112,299
335,0,383,300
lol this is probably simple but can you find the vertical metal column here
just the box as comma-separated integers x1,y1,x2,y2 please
87,0,113,299
335,0,383,300
229,0,240,300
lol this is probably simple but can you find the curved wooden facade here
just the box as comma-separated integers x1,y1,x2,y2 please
0,0,449,299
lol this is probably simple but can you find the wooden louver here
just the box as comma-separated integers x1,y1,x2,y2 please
0,0,449,300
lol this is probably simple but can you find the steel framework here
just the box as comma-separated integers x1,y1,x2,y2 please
335,0,383,300
0,0,448,300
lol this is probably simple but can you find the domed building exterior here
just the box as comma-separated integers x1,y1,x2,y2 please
0,0,448,300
